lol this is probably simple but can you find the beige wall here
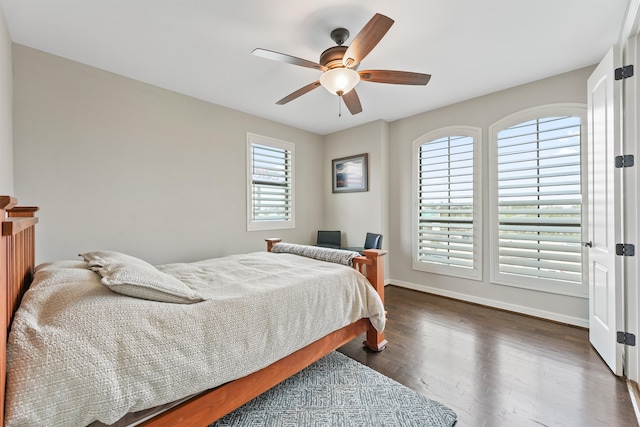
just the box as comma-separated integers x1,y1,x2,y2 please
323,120,389,249
12,45,325,264
387,66,596,326
0,7,12,195
323,120,390,276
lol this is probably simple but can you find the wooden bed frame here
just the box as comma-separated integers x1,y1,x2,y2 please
0,197,387,427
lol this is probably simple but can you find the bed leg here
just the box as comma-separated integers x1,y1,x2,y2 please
364,328,388,352
361,249,388,352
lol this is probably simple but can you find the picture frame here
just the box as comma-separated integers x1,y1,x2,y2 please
332,153,369,193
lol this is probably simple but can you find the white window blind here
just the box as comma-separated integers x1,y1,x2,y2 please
247,134,294,231
496,116,582,285
417,135,476,272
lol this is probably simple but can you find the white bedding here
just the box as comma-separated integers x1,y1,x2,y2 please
4,251,385,427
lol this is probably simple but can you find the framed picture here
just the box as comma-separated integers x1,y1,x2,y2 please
332,153,369,193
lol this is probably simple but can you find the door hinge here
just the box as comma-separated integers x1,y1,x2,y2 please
617,331,636,346
615,154,635,168
615,65,634,80
616,243,635,256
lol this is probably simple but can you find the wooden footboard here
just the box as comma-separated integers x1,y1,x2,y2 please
1,196,39,426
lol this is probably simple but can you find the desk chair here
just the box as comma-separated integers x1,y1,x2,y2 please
316,230,341,249
363,232,383,250
344,232,383,254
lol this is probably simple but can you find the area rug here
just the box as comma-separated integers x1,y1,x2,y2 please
211,351,457,426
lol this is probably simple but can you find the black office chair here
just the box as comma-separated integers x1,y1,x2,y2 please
344,232,383,254
363,232,383,250
316,230,341,249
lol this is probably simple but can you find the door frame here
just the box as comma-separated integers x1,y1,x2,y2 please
621,1,640,383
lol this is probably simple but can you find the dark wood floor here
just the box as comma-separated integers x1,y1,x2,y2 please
338,285,638,427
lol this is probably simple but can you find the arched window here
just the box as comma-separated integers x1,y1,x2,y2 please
489,104,587,296
413,126,482,280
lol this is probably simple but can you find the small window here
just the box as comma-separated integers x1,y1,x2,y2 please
246,133,295,231
413,127,482,280
489,106,586,296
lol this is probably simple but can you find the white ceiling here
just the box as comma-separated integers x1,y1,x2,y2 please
0,0,631,135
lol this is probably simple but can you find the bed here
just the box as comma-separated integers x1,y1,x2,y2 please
0,196,388,427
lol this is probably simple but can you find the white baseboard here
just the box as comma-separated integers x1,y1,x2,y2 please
388,279,589,328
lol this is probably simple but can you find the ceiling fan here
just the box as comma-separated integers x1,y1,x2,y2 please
252,13,431,115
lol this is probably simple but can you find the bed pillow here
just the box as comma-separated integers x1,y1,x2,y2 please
97,262,204,304
79,250,155,271
35,260,91,273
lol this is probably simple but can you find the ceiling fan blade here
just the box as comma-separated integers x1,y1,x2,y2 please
342,89,363,115
342,13,394,68
359,70,431,85
276,81,322,105
252,48,327,72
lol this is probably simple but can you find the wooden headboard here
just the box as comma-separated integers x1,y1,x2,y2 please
0,196,38,425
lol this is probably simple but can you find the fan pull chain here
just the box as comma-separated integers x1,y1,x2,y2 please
337,90,344,117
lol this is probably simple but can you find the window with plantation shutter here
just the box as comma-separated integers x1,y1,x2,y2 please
490,107,586,296
413,127,482,280
246,133,295,231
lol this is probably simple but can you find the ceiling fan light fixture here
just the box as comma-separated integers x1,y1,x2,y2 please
319,68,360,96
253,13,429,115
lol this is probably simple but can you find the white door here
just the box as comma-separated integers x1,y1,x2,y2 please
587,45,624,376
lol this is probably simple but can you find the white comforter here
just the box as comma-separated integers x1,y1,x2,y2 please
5,252,385,427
